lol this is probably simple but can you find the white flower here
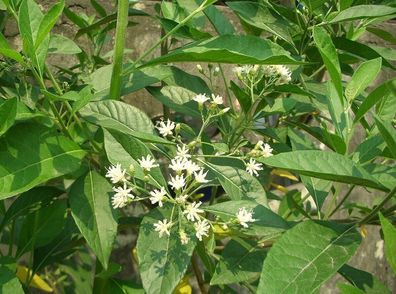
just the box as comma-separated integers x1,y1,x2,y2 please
236,207,255,228
169,157,187,173
138,155,159,172
245,158,263,176
112,183,134,209
179,230,190,245
375,240,384,260
260,143,273,158
274,65,292,84
219,107,230,115
149,187,167,207
169,174,186,190
183,201,204,222
106,163,127,184
193,93,209,104
194,169,209,183
153,219,172,237
185,160,201,175
211,94,223,105
156,119,175,137
176,194,188,204
176,144,191,159
196,64,203,73
194,219,210,241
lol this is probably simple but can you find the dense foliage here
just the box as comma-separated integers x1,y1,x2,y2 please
0,0,395,293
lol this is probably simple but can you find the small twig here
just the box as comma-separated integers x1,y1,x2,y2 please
191,253,207,294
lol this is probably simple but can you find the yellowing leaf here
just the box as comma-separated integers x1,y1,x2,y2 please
271,169,298,181
270,183,289,193
212,224,231,236
16,266,53,292
173,276,192,294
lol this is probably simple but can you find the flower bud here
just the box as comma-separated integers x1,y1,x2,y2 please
129,164,135,176
219,107,230,115
196,64,203,73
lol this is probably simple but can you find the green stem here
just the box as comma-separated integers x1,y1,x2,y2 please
109,0,129,100
328,185,355,218
359,186,396,225
123,0,211,75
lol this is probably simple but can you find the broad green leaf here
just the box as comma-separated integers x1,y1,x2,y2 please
352,135,385,164
374,115,396,159
367,27,396,45
326,81,349,140
69,171,118,269
313,27,343,103
379,213,396,274
0,257,24,294
203,5,235,35
35,0,64,49
88,64,172,99
140,35,299,68
257,221,361,293
161,66,211,94
0,32,24,63
106,279,145,294
258,150,386,191
200,161,267,206
364,163,396,191
345,58,382,102
338,264,391,294
17,199,67,256
0,97,17,136
0,123,86,200
79,100,170,144
48,34,82,55
211,239,267,285
354,78,396,123
227,2,294,44
301,176,331,212
205,200,289,237
103,129,167,187
147,86,200,117
0,186,63,231
338,284,365,294
328,5,396,23
334,37,395,69
136,204,196,294
376,91,396,121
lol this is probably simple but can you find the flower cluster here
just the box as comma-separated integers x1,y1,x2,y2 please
105,164,134,208
234,64,292,86
244,140,273,176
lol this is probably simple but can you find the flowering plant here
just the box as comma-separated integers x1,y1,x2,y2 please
0,0,395,293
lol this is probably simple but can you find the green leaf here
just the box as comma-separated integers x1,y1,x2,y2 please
338,264,391,294
257,221,361,293
48,34,82,55
147,86,200,117
103,129,167,187
345,58,382,102
0,97,17,136
35,0,64,50
379,213,396,274
17,199,67,256
354,78,396,123
136,204,196,294
203,5,235,35
328,5,396,23
200,161,267,206
0,186,63,231
374,115,396,159
79,100,170,145
0,123,86,200
140,35,300,68
0,257,24,294
0,32,25,63
326,81,349,141
69,171,118,269
88,64,172,99
364,163,396,191
211,239,267,285
205,200,289,237
352,135,385,164
227,2,294,44
367,27,396,45
258,150,386,191
301,176,331,212
338,284,365,294
313,27,343,103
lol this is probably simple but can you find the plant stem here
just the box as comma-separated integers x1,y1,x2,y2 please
328,185,355,218
192,253,207,294
359,186,396,225
109,0,129,100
